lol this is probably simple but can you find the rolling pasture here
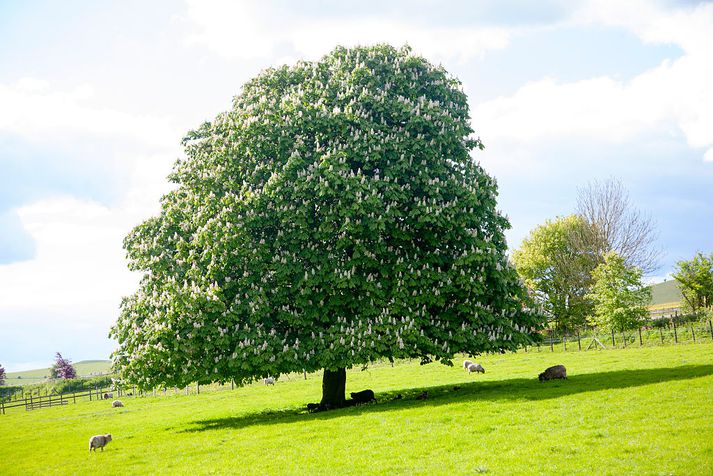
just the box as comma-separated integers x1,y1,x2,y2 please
1,346,711,475
4,360,112,386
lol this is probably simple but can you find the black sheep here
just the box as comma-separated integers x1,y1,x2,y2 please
539,365,567,381
350,389,376,404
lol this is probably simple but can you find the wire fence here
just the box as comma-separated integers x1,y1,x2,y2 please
528,319,713,353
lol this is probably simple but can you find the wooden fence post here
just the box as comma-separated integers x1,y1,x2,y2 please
638,327,643,346
611,329,616,347
577,331,581,351
659,326,664,344
196,383,200,395
709,320,713,341
622,332,626,348
691,325,696,343
564,336,567,351
673,319,678,343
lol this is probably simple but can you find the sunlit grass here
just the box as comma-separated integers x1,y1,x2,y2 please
1,345,711,475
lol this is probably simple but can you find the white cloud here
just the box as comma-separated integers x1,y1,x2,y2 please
476,75,669,143
475,2,713,162
0,79,179,149
0,149,174,355
292,21,510,64
0,197,139,317
183,0,511,63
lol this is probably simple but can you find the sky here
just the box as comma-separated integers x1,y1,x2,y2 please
1,0,712,372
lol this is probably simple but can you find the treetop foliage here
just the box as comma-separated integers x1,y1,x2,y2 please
577,177,659,274
511,214,602,331
50,353,77,380
673,252,713,317
588,252,650,332
111,44,543,389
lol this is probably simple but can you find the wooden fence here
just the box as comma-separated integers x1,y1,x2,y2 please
2,386,103,414
0,380,243,415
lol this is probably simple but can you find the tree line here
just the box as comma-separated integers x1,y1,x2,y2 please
512,178,712,333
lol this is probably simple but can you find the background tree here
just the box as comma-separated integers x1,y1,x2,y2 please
0,364,5,386
587,252,651,332
576,177,659,274
673,252,713,318
512,215,603,332
110,45,543,408
50,353,77,380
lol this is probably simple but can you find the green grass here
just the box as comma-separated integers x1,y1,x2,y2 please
5,360,112,386
1,346,712,475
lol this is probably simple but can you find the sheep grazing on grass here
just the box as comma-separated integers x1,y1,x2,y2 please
112,400,123,408
89,434,112,452
463,360,473,370
263,377,275,386
103,393,113,400
350,389,376,404
467,363,485,374
539,365,567,381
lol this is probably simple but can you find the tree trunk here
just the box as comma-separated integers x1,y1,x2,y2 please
320,368,346,409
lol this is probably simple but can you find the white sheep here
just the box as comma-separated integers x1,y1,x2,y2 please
463,359,473,370
89,434,112,452
467,363,485,374
263,377,275,386
112,400,124,407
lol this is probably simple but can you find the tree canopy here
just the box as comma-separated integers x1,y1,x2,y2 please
110,45,542,406
587,252,650,332
512,215,602,332
50,352,77,380
673,252,713,317
577,177,659,274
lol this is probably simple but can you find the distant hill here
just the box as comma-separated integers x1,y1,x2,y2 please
647,279,684,319
4,360,112,387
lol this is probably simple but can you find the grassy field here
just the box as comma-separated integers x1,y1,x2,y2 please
4,360,112,386
1,345,711,475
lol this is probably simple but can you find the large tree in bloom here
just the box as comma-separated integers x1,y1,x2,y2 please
111,45,543,408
